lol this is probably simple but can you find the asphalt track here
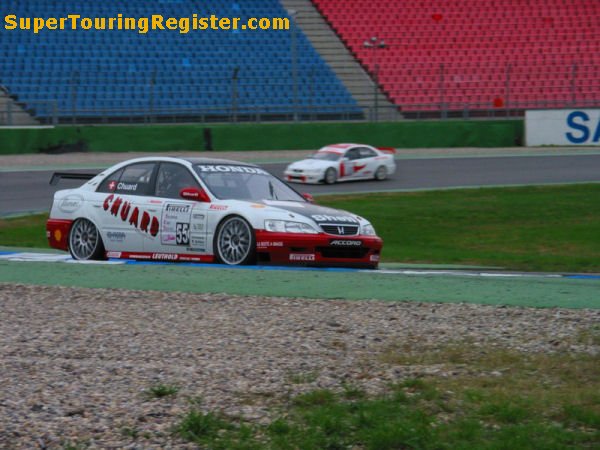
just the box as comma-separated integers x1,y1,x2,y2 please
1,153,600,216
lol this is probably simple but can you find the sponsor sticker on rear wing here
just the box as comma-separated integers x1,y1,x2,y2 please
50,172,98,186
377,147,396,154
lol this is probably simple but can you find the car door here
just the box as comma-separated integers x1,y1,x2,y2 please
339,148,360,180
343,147,372,179
144,162,209,261
94,162,158,257
355,147,379,178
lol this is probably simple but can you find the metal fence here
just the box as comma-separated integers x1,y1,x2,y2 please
2,96,600,126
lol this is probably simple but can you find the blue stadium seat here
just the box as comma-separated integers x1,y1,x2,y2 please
0,0,360,118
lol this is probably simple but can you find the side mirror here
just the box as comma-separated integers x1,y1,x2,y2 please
302,193,315,203
180,187,210,203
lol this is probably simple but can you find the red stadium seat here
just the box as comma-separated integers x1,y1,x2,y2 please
314,0,600,111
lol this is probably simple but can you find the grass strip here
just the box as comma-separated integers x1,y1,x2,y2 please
172,345,599,449
319,184,600,272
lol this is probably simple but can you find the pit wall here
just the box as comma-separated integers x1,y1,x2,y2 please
0,120,523,155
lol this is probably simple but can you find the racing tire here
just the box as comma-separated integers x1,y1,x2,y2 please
324,168,338,185
374,165,388,181
214,215,256,265
68,218,106,261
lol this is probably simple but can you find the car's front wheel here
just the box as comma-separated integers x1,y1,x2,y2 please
324,168,338,184
214,216,256,265
68,218,105,260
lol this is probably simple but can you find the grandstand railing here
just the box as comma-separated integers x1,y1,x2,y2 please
2,99,600,126
395,99,600,120
1,102,364,125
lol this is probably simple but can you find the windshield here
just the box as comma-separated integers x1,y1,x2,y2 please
312,151,342,162
193,164,305,202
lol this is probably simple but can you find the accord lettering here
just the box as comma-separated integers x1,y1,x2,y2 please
330,240,362,246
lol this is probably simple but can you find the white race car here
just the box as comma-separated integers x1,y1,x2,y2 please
47,157,383,268
284,143,396,184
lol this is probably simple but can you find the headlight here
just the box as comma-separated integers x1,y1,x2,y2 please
362,224,377,236
265,220,318,234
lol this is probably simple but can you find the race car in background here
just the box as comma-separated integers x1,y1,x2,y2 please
284,143,396,184
47,157,383,268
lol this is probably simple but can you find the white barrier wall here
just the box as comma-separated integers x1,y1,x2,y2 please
525,109,600,146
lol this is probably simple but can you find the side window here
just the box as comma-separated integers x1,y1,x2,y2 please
155,163,200,199
97,168,124,193
114,163,156,196
358,147,377,158
345,148,361,160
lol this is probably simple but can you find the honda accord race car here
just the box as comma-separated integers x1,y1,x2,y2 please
47,157,383,268
284,143,396,184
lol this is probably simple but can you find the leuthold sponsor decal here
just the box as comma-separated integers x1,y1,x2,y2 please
311,215,359,223
290,253,316,261
152,253,179,261
330,240,362,247
197,165,269,175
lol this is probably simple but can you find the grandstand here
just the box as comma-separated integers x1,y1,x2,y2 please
314,0,600,115
0,0,360,123
0,0,599,124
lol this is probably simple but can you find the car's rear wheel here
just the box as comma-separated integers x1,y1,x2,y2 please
68,218,105,260
324,168,338,184
374,165,388,181
214,216,256,265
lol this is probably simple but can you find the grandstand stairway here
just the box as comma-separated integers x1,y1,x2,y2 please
279,0,401,120
0,88,38,126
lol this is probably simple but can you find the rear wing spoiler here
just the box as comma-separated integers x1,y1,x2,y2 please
50,172,98,186
377,146,397,154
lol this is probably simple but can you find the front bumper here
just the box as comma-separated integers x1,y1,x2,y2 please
255,230,382,269
284,171,323,184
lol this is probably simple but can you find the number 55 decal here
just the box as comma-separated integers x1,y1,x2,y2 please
176,222,190,245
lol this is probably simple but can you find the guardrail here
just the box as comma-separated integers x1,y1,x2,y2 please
2,98,600,126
